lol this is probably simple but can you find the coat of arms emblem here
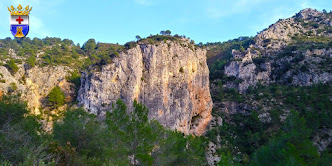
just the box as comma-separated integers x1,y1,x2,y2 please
8,4,32,38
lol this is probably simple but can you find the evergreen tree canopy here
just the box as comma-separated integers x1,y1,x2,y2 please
47,86,65,107
5,60,19,74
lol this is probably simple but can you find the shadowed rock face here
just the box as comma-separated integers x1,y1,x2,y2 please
78,40,213,135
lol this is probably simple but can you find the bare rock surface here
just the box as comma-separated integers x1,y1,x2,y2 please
79,40,213,135
0,65,72,115
223,8,332,93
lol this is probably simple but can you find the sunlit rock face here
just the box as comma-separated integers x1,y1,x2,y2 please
79,40,213,136
223,8,332,93
0,65,73,115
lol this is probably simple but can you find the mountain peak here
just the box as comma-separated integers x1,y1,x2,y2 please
296,8,322,19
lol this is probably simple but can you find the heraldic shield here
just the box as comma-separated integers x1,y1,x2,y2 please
8,5,32,38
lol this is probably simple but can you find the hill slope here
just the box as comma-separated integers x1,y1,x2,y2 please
206,8,332,165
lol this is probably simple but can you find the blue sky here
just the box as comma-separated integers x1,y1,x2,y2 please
0,0,331,45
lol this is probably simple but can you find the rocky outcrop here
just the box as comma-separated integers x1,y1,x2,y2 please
207,9,332,164
224,46,332,93
0,65,73,115
223,8,332,93
224,48,272,93
78,40,213,135
313,129,332,153
255,8,330,52
297,8,324,20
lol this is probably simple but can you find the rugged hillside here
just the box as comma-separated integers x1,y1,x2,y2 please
0,36,212,165
78,38,213,136
0,38,89,130
219,8,332,93
0,36,213,135
0,8,331,165
206,8,332,165
0,65,73,114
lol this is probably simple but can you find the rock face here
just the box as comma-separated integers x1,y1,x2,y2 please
0,65,73,115
224,49,271,92
207,9,332,165
255,8,331,52
223,8,332,93
78,40,213,135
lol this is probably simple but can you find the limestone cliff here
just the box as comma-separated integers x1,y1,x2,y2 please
0,65,73,115
78,39,213,136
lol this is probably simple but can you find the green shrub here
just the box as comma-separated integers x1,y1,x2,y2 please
26,55,36,68
0,48,8,55
0,73,4,83
5,60,19,74
82,39,96,54
9,82,17,91
0,95,47,164
124,41,137,49
53,108,105,158
179,67,184,73
47,86,65,107
253,57,267,72
252,57,266,65
113,51,119,57
250,111,319,166
67,71,81,96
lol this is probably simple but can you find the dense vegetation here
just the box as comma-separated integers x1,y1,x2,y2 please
205,13,332,164
205,37,255,79
0,32,196,73
5,59,19,74
2,84,330,165
0,37,125,70
207,82,332,165
0,96,206,165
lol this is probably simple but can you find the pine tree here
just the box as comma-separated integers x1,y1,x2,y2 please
6,60,19,74
26,56,36,68
106,100,162,165
136,35,142,41
82,39,96,54
165,30,172,35
47,86,65,107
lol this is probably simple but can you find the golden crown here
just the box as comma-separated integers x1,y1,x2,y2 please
8,4,32,16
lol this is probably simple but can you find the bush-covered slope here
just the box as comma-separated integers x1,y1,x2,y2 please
0,96,207,165
205,8,332,165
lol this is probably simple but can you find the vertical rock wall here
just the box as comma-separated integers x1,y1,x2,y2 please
79,40,213,135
